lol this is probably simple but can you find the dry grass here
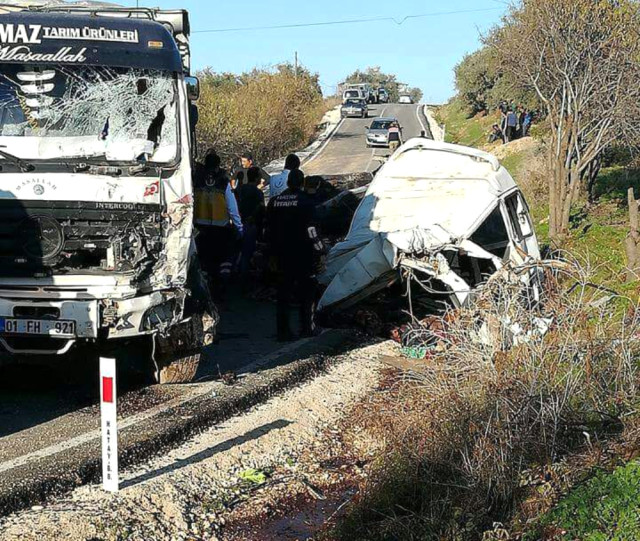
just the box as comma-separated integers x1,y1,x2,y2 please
335,259,639,540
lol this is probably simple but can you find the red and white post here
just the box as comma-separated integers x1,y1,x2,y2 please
100,357,119,493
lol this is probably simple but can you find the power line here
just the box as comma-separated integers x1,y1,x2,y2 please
192,7,503,34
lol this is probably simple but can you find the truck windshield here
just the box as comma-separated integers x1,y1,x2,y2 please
0,64,178,164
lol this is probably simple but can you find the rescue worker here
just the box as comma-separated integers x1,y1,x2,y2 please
266,169,323,341
194,150,243,295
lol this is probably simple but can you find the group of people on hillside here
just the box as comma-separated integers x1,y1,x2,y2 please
193,149,323,341
488,100,535,144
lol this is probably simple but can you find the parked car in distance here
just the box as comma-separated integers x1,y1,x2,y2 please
399,94,414,104
365,117,399,147
342,88,364,102
347,83,374,103
377,88,389,103
341,98,369,118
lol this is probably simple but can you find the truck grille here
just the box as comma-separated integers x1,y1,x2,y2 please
0,200,163,278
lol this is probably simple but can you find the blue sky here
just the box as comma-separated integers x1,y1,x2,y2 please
128,0,507,103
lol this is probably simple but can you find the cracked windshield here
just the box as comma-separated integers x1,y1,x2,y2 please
0,65,178,163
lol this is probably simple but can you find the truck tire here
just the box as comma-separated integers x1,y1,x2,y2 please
154,310,216,384
153,256,218,384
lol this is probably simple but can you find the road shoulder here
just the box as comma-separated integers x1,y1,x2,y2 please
0,339,393,541
0,329,355,518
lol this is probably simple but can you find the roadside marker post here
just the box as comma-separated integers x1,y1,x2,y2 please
100,357,119,493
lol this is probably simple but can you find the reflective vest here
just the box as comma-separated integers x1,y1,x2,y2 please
194,172,230,227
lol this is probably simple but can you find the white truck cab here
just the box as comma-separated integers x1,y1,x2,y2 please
0,3,214,382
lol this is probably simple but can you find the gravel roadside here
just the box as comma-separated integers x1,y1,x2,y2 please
0,340,394,541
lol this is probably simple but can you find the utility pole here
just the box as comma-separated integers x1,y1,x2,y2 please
294,51,298,78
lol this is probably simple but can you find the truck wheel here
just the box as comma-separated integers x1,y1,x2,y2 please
153,259,218,384
154,311,215,384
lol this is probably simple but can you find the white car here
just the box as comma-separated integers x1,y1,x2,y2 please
342,88,364,102
399,95,414,104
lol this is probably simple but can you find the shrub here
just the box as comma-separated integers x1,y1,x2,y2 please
336,259,639,540
195,64,327,167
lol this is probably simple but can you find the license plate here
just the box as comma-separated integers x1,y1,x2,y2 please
0,317,76,338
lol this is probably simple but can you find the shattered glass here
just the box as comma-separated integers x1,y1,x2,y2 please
0,64,178,163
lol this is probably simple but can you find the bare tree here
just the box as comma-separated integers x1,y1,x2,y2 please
625,188,640,281
493,0,640,241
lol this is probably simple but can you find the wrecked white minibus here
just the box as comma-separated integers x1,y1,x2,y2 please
319,138,541,312
0,4,213,382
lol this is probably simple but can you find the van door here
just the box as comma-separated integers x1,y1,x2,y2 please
503,191,540,259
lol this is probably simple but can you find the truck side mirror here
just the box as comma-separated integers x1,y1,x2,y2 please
185,76,200,101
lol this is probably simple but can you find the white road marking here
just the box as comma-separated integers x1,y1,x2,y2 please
416,104,427,134
0,335,321,475
302,117,346,167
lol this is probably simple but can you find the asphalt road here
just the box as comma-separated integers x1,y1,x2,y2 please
304,102,430,176
0,102,432,516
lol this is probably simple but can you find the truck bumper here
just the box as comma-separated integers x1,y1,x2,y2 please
0,289,185,355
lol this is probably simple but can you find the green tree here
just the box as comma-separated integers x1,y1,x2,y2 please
454,47,500,114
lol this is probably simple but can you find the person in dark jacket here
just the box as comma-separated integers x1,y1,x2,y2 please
266,169,322,341
488,123,504,143
237,166,265,283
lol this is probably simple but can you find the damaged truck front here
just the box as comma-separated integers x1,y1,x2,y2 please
0,6,214,382
319,138,541,314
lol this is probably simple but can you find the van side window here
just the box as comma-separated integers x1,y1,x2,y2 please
470,206,510,258
505,194,522,238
